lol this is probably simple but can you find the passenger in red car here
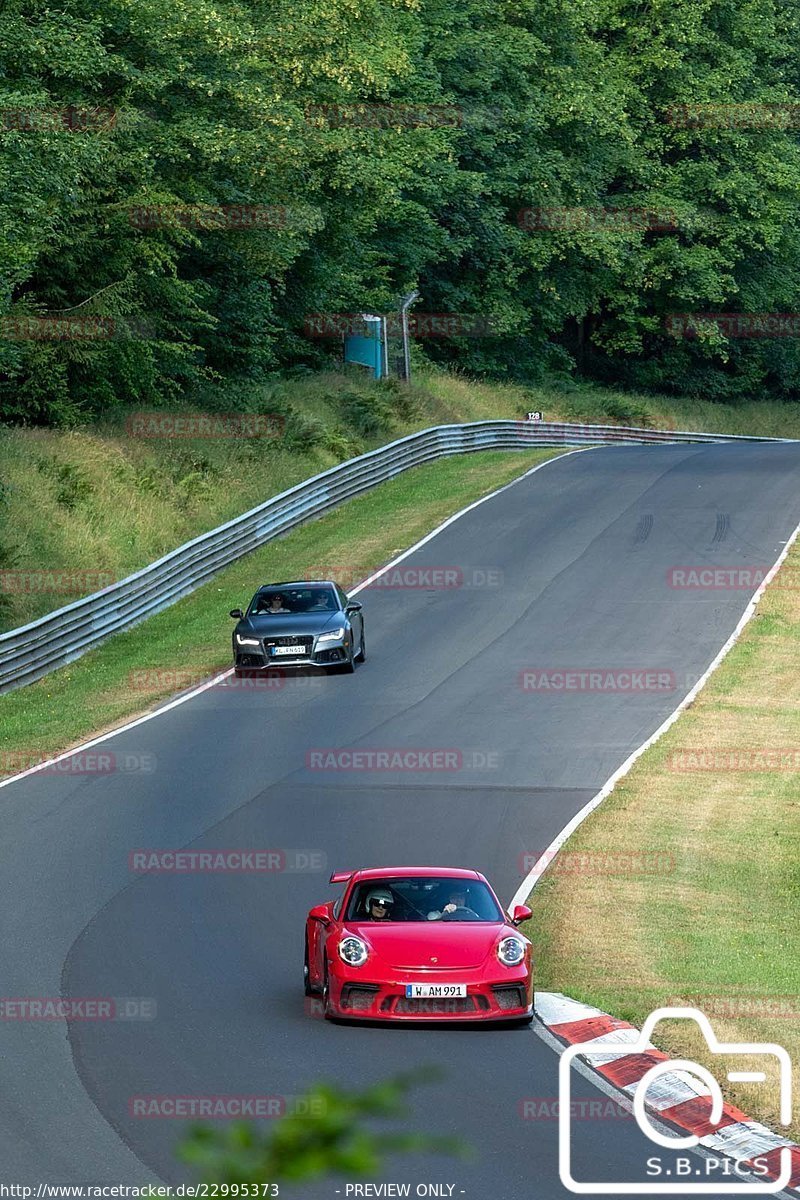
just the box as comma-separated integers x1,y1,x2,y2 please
365,889,394,920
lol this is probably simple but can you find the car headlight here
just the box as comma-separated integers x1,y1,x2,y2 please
497,936,526,967
338,936,368,966
236,634,260,647
317,627,345,643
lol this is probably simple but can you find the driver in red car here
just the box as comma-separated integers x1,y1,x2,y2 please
427,885,470,920
365,889,394,920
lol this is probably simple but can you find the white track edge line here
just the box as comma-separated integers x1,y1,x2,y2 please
510,512,800,912
0,446,590,792
524,516,800,1185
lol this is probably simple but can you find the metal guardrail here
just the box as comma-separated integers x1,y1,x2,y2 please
0,419,791,694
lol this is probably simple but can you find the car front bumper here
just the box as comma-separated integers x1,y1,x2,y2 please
234,639,350,670
327,963,533,1022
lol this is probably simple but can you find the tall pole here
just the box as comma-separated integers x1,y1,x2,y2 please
381,316,389,380
400,291,420,382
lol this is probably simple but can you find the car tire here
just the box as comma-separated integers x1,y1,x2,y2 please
304,935,317,996
322,957,334,1019
354,627,366,663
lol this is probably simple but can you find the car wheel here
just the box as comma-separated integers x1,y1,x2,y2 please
322,957,334,1018
304,935,317,996
354,626,366,663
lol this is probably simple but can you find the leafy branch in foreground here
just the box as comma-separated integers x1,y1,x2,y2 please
178,1069,467,1185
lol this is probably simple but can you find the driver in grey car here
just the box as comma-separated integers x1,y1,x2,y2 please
265,592,290,613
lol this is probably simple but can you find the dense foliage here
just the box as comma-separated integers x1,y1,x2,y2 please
3,0,800,423
179,1071,462,1183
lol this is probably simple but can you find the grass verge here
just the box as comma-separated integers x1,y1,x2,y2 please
0,446,563,766
526,535,800,1138
3,365,800,632
0,368,511,632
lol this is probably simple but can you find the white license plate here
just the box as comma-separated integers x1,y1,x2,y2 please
404,983,467,999
271,645,303,656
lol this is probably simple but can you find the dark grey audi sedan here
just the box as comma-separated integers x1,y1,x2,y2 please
230,581,365,675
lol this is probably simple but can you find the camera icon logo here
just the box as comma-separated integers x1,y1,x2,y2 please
558,1006,793,1194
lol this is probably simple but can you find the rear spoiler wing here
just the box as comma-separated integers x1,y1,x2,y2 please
329,870,354,885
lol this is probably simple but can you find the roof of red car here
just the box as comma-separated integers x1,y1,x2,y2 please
348,866,483,881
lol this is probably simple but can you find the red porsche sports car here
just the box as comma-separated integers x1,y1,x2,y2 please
304,866,533,1023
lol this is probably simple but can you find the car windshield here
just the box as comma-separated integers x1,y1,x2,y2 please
250,586,338,615
346,877,503,923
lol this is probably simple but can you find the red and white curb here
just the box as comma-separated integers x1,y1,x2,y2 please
535,992,800,1193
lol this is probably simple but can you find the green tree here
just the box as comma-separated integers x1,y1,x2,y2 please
179,1073,464,1185
5,0,800,421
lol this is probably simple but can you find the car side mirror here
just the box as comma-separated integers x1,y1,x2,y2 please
309,904,331,926
229,608,244,619
511,904,532,926
345,601,362,614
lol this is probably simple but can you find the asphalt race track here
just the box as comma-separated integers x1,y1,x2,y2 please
3,442,800,1197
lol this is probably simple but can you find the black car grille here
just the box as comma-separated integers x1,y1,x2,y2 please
315,647,345,664
492,984,528,1010
385,995,488,1015
341,984,380,1012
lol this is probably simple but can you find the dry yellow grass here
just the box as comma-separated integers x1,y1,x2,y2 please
528,538,800,1137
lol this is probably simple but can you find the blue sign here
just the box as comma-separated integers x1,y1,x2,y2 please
345,316,383,379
